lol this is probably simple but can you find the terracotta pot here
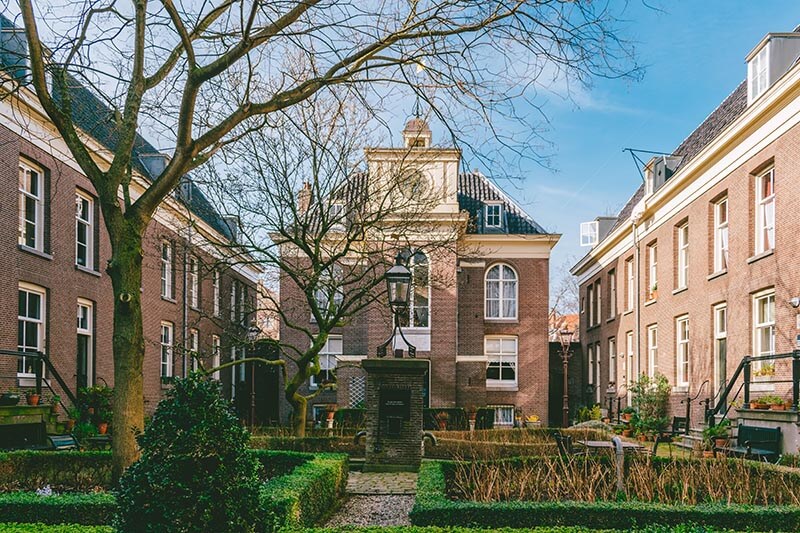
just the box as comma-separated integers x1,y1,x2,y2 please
26,394,40,406
622,429,633,438
755,403,769,410
622,413,632,422
97,422,108,435
326,411,335,420
50,404,59,414
637,434,647,442
437,420,447,431
770,403,786,411
702,450,715,458
651,290,658,300
65,419,76,432
714,437,729,448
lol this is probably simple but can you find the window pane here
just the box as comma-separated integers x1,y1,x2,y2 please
28,293,40,319
501,338,517,353
486,362,500,380
487,266,500,280
486,338,501,353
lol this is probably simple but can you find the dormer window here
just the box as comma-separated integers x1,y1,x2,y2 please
748,45,769,104
485,203,503,228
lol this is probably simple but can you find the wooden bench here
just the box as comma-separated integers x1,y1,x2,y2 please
717,424,781,462
47,434,79,450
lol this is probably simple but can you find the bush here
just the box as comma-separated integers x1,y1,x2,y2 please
260,453,348,532
250,450,310,480
333,408,366,429
423,438,553,460
630,373,670,436
250,435,364,456
409,461,800,531
0,451,111,492
115,374,262,533
0,493,115,525
0,524,113,532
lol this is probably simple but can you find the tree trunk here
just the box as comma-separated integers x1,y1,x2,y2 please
287,390,307,437
107,229,146,482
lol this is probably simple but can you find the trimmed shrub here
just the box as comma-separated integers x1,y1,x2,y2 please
250,450,310,480
0,492,115,525
0,451,111,492
115,374,262,533
260,453,348,532
250,436,365,456
410,461,800,531
423,438,553,460
0,524,113,532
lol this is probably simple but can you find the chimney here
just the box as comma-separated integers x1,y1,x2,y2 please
298,182,312,213
223,215,239,242
139,152,170,178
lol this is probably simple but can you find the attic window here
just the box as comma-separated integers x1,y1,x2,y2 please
485,204,503,228
748,45,769,103
580,221,599,247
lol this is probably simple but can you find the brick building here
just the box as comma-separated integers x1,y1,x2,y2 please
0,14,261,415
279,119,559,427
571,28,800,430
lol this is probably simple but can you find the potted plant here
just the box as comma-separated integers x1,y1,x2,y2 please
466,406,477,431
65,406,80,432
754,363,776,378
0,389,20,406
25,390,40,406
434,410,449,431
702,420,730,450
50,395,61,414
525,414,541,429
621,406,635,422
97,407,112,435
650,282,658,300
759,394,786,410
622,427,633,438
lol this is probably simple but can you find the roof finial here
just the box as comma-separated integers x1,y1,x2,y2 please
412,95,422,119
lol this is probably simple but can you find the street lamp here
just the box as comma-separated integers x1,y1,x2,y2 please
246,324,262,427
377,253,416,358
558,328,575,428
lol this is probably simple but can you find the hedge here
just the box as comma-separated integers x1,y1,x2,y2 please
423,438,554,460
0,451,112,492
251,450,311,480
259,453,348,532
298,527,736,533
409,461,800,531
0,525,113,532
0,493,116,525
250,436,364,456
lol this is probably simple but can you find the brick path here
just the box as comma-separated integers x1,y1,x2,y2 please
324,471,418,527
346,471,418,495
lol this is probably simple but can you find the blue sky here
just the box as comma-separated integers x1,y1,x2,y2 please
488,1,800,278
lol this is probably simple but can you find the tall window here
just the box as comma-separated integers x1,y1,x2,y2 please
647,243,657,299
77,300,93,389
212,270,221,317
595,280,602,325
231,346,245,399
755,168,775,254
485,204,502,228
75,192,94,269
188,328,199,372
399,250,430,327
608,337,617,386
748,45,769,103
211,335,221,380
19,161,44,251
625,258,634,311
713,303,727,397
647,324,658,377
485,336,517,387
310,335,342,388
188,256,199,309
587,284,595,326
625,331,634,387
676,316,689,387
160,322,173,378
587,344,594,386
753,290,775,373
485,263,517,320
161,242,173,299
18,284,46,376
595,342,601,403
313,266,344,323
677,223,689,289
608,270,617,318
713,197,729,272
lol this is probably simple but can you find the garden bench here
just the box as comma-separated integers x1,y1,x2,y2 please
717,424,781,462
651,416,688,456
47,434,79,450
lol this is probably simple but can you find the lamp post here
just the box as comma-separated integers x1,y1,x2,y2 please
558,328,575,428
246,325,261,427
377,253,416,358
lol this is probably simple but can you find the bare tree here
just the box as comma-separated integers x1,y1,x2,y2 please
549,255,579,339
2,0,639,475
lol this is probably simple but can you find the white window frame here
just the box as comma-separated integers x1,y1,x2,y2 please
646,324,658,377
485,336,518,388
75,191,94,270
677,223,689,289
625,331,634,388
748,45,769,104
580,221,599,247
188,256,199,309
755,168,775,255
77,299,93,386
595,342,601,403
625,258,634,311
713,197,729,272
161,241,173,299
608,270,616,318
211,335,221,380
18,283,46,377
587,344,594,386
406,251,430,328
676,315,690,387
713,302,727,394
188,328,199,372
160,321,174,378
489,404,515,427
485,203,503,228
587,284,594,326
213,270,221,317
485,263,518,320
310,335,342,389
753,290,776,374
19,160,44,252
647,243,657,299
608,337,617,386
231,345,246,399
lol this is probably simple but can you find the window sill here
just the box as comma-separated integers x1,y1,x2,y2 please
17,376,51,388
747,249,774,265
749,382,775,393
161,296,177,304
622,310,633,316
644,298,657,307
672,385,689,394
672,287,688,296
486,385,518,392
189,306,201,312
75,265,101,277
606,316,616,323
484,318,519,324
18,245,52,261
707,270,727,281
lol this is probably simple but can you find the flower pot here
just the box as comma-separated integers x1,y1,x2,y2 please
651,290,658,300
637,434,647,442
770,403,786,411
622,413,632,422
65,419,76,432
97,422,108,435
525,421,541,429
702,450,715,459
714,437,728,448
622,429,633,438
26,394,40,406
750,402,768,410
50,404,59,414
326,411,335,420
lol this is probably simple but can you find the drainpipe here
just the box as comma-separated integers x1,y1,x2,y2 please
631,218,642,404
181,179,193,378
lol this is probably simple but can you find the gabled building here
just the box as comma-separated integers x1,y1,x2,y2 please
571,27,800,441
279,119,560,427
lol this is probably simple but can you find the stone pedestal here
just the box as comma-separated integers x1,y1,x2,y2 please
361,358,428,472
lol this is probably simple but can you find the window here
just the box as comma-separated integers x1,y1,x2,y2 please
647,243,657,299
313,266,344,323
19,161,44,251
748,45,769,103
213,270,221,317
18,284,46,376
587,344,594,386
676,316,689,387
625,258,634,311
713,197,729,272
608,337,617,386
755,168,775,254
188,256,199,309
160,322,173,378
625,331,634,386
310,335,342,389
489,405,515,427
77,300,93,389
677,223,689,289
398,250,430,327
580,221,599,247
161,242,173,299
188,328,199,373
485,336,517,387
231,345,245,399
753,290,775,374
485,263,517,320
211,335,221,380
594,280,602,325
231,279,238,322
587,284,594,326
647,324,658,377
595,342,601,403
75,192,94,269
608,270,617,318
713,303,727,397
485,203,503,228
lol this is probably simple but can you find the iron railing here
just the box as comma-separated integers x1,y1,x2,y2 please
0,350,77,412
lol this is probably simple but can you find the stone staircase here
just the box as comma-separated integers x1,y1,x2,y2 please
0,404,69,449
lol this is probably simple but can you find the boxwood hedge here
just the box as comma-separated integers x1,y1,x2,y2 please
0,524,113,532
409,461,800,531
0,492,116,525
0,451,112,492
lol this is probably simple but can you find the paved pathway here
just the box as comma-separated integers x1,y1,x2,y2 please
324,471,418,527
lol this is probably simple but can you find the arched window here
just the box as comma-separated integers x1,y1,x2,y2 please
399,249,429,328
485,264,517,319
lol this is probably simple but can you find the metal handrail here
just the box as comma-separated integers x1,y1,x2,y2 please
679,379,708,432
0,350,77,412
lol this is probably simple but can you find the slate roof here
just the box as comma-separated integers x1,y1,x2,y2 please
0,13,233,239
458,172,548,235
